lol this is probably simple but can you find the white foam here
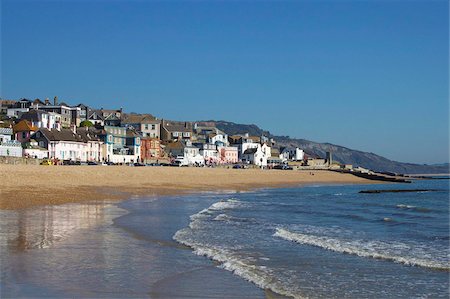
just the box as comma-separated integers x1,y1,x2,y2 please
173,230,305,299
274,228,449,271
213,214,233,221
396,204,416,209
208,199,243,211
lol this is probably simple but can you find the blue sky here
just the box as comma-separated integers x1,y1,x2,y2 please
1,0,448,164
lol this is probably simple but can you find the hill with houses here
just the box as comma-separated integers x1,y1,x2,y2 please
198,120,449,174
0,97,447,174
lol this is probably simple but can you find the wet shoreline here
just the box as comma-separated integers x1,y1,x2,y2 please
0,192,284,298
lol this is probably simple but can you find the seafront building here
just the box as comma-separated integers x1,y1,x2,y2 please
0,97,314,167
31,127,104,162
99,126,141,163
0,128,22,157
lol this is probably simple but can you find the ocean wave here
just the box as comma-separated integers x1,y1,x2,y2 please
173,229,305,299
207,199,244,211
213,214,256,224
274,228,449,271
188,198,246,227
396,204,432,213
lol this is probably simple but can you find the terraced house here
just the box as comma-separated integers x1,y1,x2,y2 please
100,125,140,163
30,127,103,162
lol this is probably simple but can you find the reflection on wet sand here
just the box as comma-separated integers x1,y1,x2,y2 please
2,203,111,252
1,197,269,298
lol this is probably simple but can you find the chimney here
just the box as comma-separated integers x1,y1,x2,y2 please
55,122,61,131
70,124,76,134
54,96,58,106
45,98,50,105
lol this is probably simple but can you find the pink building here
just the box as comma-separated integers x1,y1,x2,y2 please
13,120,37,143
219,146,239,164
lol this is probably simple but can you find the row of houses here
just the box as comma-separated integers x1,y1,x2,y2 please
0,98,307,166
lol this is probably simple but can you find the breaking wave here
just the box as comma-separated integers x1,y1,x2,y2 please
274,228,449,271
173,229,304,299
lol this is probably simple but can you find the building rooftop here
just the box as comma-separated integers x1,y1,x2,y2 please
13,120,38,133
243,148,258,155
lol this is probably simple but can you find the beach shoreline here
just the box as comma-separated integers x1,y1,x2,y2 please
0,165,374,210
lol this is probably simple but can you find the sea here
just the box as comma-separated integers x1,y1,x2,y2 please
1,179,448,298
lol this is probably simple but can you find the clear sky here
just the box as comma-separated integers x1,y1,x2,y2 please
1,0,448,164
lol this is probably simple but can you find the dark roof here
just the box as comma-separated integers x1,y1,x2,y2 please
122,114,157,124
162,120,192,133
228,135,242,144
88,110,105,121
37,128,101,143
165,140,185,150
33,99,45,105
39,128,79,142
76,127,102,142
19,109,46,122
243,148,258,155
77,103,89,109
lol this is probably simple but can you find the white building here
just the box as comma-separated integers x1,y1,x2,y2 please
5,99,32,118
280,147,304,161
208,133,229,146
19,110,62,130
200,143,219,164
183,143,204,166
0,128,23,157
242,143,271,167
240,142,258,158
23,140,49,159
31,128,104,162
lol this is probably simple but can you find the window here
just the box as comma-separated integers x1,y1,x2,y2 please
151,124,155,130
144,124,149,130
22,132,27,138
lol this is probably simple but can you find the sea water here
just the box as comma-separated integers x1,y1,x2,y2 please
1,179,448,298
174,179,449,298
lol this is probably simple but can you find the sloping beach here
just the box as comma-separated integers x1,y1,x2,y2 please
0,165,371,210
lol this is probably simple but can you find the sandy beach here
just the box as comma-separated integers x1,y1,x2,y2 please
0,164,372,210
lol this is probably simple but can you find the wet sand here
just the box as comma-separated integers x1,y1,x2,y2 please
0,194,290,298
0,165,372,210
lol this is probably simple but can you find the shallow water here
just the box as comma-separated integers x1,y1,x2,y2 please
174,180,450,298
0,197,271,298
1,180,448,298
